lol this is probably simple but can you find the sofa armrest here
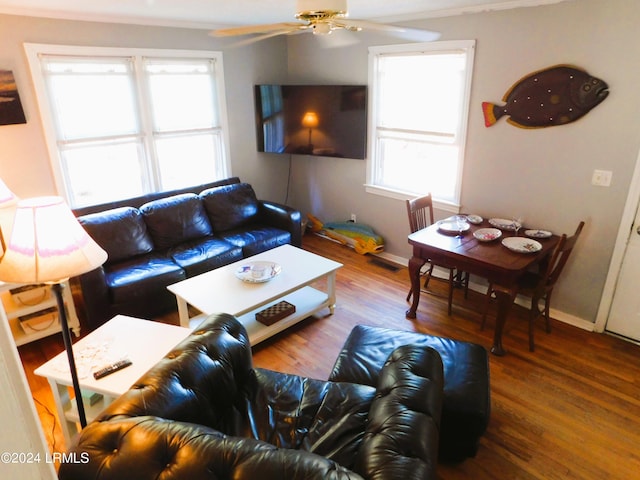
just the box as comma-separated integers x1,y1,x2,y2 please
259,200,302,247
356,345,444,480
77,266,111,330
59,416,364,480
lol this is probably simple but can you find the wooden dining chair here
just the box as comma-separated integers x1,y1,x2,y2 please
406,194,469,315
481,221,585,351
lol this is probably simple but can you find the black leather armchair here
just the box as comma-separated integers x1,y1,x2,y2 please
59,314,445,480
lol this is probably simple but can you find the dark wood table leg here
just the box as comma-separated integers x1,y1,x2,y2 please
490,286,517,356
406,255,426,319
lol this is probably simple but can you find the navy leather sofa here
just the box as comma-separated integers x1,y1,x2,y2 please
75,178,301,330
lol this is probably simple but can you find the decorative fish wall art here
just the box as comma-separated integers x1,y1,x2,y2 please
482,64,609,128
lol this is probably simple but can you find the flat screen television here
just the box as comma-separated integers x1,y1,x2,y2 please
254,84,367,159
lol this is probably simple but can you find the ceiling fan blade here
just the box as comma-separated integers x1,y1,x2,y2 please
314,29,361,48
225,28,305,48
210,22,306,37
336,18,403,32
337,18,441,41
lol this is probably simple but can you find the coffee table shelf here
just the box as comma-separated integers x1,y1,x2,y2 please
168,245,343,345
239,286,329,344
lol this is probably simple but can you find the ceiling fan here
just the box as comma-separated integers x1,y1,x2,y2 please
210,0,440,45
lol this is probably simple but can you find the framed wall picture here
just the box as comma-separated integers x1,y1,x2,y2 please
0,70,26,126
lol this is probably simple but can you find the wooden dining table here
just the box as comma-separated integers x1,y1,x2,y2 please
406,219,560,355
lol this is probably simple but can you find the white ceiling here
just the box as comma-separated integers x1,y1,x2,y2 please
0,0,568,29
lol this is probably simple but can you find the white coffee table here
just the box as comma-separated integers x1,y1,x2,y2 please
167,244,343,344
34,315,190,446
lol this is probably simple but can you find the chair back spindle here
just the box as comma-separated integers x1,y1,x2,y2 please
406,194,435,233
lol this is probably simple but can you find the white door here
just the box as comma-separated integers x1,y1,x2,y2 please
607,204,640,341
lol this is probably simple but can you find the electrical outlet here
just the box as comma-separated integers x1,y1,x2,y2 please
350,213,357,223
592,169,612,187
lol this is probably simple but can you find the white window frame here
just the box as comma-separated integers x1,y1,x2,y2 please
365,40,476,212
24,43,232,207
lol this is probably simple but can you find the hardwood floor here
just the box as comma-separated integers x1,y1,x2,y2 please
19,233,640,479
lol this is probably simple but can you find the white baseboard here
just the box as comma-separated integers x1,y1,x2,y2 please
375,251,408,267
320,238,596,332
379,254,596,332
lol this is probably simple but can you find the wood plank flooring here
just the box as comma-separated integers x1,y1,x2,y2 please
18,233,640,479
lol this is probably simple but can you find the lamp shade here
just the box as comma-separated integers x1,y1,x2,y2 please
0,196,107,283
0,177,17,207
301,111,319,128
0,177,18,257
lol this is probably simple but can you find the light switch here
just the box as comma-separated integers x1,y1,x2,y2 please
592,169,612,187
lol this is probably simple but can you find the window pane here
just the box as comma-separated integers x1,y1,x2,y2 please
377,137,458,200
44,59,138,140
145,59,218,132
155,133,223,190
378,53,466,134
368,41,475,205
30,47,229,208
61,141,145,207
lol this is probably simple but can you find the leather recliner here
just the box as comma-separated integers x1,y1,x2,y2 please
59,313,445,480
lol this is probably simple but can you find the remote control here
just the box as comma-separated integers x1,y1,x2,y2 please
93,359,132,380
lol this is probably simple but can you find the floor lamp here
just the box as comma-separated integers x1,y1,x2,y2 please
0,196,107,428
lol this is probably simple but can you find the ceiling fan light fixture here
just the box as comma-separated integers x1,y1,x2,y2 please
312,22,333,35
211,0,440,46
296,0,348,18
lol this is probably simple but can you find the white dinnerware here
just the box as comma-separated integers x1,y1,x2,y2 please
474,228,502,242
235,261,282,283
437,219,471,234
525,229,552,239
502,237,542,253
489,218,521,231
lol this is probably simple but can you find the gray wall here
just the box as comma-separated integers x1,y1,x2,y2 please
1,0,638,325
285,0,640,324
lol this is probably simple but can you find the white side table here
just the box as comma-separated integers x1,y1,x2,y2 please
34,315,191,447
0,280,80,347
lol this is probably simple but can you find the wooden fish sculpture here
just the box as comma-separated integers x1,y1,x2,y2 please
482,64,609,128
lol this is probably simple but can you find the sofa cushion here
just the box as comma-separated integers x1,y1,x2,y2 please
201,183,260,232
243,368,376,470
169,237,243,276
217,225,291,256
79,207,154,264
140,193,212,250
105,254,185,304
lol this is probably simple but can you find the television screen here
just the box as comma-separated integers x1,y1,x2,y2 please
254,84,367,159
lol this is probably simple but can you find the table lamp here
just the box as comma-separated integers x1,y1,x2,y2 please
301,111,319,150
0,196,107,428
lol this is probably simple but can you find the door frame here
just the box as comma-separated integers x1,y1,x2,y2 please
595,147,640,333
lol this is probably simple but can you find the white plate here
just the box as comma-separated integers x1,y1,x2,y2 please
235,261,282,283
501,237,542,253
525,229,552,239
437,219,471,233
489,218,521,231
474,228,502,242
